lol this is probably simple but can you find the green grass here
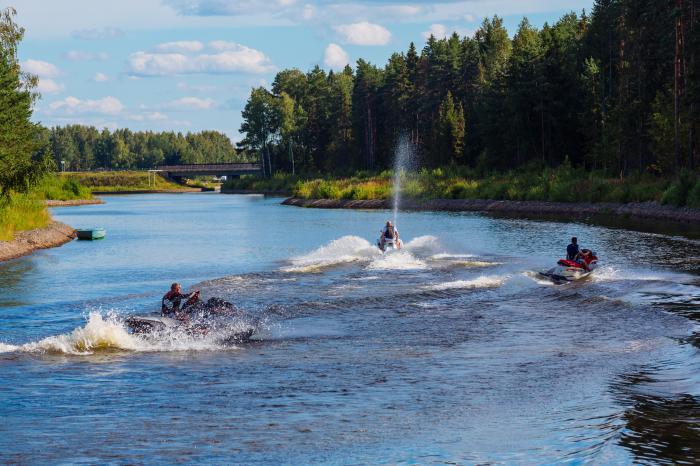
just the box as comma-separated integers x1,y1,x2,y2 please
0,192,51,241
38,176,93,201
289,166,699,206
62,171,192,192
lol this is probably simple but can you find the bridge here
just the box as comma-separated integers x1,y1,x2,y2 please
156,163,261,180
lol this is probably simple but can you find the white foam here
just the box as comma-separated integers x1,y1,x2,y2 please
282,236,380,272
7,312,249,355
426,275,506,291
367,250,428,270
0,342,19,353
403,235,442,255
430,253,476,260
592,265,694,284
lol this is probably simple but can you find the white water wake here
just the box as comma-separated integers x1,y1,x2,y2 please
282,236,381,272
425,275,507,291
0,311,253,355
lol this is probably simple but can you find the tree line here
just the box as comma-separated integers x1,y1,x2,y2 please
43,126,244,171
239,0,700,177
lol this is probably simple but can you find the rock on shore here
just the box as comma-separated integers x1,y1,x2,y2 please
282,198,700,224
0,221,76,262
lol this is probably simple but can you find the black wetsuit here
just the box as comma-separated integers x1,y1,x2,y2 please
567,243,579,261
162,291,194,316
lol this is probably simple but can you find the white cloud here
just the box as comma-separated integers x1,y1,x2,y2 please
335,21,391,46
93,72,109,82
71,27,124,40
36,78,64,94
127,111,168,121
48,96,124,115
422,23,473,40
167,97,217,110
422,23,448,40
128,44,275,76
65,50,109,61
323,43,350,70
155,41,204,53
21,59,60,78
177,81,218,92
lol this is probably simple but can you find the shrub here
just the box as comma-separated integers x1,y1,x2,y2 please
687,180,700,209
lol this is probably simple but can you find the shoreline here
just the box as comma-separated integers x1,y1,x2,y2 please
282,197,700,224
0,221,76,263
221,188,291,196
45,199,105,207
91,188,203,195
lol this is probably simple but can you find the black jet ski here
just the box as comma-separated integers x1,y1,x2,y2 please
125,297,256,342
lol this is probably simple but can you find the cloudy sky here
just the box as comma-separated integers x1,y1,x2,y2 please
15,0,592,141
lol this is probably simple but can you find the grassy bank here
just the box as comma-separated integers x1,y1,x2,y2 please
62,171,193,192
0,175,95,241
288,167,700,208
0,192,51,241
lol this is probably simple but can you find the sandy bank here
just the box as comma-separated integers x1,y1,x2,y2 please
282,198,700,224
45,199,105,207
0,221,76,262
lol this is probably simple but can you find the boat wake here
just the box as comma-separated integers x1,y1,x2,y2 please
284,235,487,273
282,236,380,272
0,311,260,355
425,275,507,291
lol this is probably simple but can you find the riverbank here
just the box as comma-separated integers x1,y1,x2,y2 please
221,188,290,196
0,221,75,262
45,199,105,207
61,171,200,194
282,197,700,224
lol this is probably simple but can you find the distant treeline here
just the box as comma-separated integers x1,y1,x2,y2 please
239,1,700,177
43,126,246,171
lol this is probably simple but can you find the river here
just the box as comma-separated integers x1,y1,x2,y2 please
1,193,699,464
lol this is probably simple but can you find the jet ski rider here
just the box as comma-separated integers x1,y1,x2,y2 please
380,221,400,250
567,237,592,272
162,282,200,320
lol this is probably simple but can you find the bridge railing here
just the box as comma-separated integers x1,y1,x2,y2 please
157,163,261,172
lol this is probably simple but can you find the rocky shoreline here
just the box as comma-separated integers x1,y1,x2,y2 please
282,197,700,224
45,199,105,207
0,221,76,262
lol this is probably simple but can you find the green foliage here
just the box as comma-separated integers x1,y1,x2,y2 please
62,171,189,192
291,166,679,205
47,126,244,172
0,191,50,241
0,8,51,199
661,172,698,207
38,176,92,200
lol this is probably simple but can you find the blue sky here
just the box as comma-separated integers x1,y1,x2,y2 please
14,0,593,141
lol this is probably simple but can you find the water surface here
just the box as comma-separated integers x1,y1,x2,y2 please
1,193,699,464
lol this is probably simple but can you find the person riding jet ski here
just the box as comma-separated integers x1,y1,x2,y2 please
161,283,238,320
378,221,402,252
539,237,599,283
162,282,200,321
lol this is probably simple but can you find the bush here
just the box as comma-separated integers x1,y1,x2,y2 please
687,180,700,209
38,176,92,201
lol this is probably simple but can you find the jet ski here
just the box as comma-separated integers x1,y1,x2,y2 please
377,236,403,253
125,296,256,342
540,250,598,283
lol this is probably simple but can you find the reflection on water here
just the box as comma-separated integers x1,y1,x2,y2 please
0,193,699,464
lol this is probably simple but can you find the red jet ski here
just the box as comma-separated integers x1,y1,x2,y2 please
540,250,598,283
